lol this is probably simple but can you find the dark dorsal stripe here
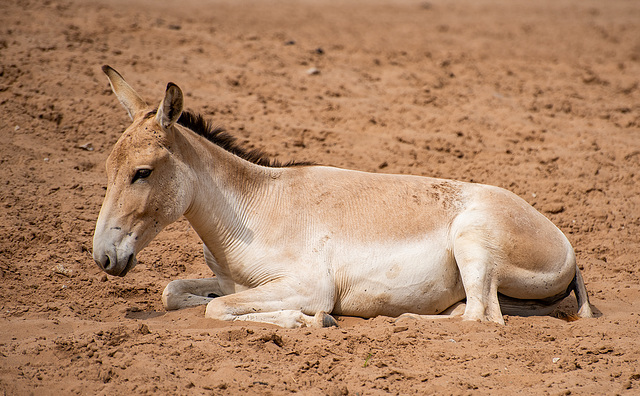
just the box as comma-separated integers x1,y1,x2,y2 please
176,110,312,168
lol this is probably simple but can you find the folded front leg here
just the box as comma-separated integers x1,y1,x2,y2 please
204,282,337,328
162,278,225,310
206,310,337,328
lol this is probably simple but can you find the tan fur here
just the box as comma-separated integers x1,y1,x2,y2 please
93,66,594,328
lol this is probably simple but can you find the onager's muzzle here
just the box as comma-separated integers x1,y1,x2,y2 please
92,219,139,277
93,247,136,277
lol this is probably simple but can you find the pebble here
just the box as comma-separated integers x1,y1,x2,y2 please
79,142,94,151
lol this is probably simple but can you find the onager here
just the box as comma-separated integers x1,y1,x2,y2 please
93,66,593,328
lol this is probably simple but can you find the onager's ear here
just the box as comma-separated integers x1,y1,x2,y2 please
155,83,183,130
102,65,147,120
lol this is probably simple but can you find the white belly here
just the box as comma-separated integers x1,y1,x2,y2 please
331,236,465,317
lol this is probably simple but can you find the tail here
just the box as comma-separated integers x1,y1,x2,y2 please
573,264,594,318
498,287,572,317
498,264,594,319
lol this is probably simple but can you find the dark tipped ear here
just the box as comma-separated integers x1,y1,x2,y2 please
102,65,147,120
155,83,183,130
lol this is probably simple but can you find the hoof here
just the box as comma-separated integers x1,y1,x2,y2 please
315,312,338,327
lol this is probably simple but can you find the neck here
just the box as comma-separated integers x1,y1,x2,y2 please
177,126,283,266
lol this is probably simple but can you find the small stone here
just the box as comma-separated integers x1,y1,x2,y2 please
53,263,72,277
79,142,94,151
306,67,320,75
543,203,565,214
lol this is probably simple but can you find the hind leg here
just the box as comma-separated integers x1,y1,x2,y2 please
396,301,467,322
454,236,505,324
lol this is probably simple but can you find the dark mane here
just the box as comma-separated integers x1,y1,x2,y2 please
176,110,312,168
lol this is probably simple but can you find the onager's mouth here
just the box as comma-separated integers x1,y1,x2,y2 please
118,254,136,277
98,253,136,277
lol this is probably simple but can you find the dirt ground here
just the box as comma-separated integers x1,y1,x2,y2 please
1,0,639,394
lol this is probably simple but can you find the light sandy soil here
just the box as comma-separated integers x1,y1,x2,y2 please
1,0,640,394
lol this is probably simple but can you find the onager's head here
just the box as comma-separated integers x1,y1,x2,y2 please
93,66,192,276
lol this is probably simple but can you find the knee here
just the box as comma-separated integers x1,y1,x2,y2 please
162,280,185,310
204,300,233,321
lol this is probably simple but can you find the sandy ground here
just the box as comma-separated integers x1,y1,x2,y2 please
1,0,640,394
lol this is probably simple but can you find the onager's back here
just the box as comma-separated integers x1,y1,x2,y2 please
92,66,593,328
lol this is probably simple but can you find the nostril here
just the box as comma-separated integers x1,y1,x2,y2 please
102,255,112,271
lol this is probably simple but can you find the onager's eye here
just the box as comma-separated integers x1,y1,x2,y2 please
132,168,152,183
